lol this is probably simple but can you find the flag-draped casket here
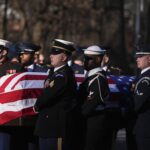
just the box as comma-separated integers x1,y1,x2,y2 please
0,72,136,125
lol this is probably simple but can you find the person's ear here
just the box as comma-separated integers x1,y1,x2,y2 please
2,49,7,56
62,54,68,62
104,55,109,63
148,55,150,64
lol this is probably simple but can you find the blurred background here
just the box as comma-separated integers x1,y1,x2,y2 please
0,0,150,75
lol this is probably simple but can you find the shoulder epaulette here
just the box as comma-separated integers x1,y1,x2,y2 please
55,73,64,77
134,76,150,91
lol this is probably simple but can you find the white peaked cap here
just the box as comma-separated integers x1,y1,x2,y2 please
0,39,12,49
84,45,106,55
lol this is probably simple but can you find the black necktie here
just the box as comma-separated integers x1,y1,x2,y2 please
48,67,54,78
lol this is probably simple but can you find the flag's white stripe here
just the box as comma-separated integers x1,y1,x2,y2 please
109,84,119,92
0,74,13,86
14,80,44,90
0,98,36,114
4,80,44,92
5,72,48,90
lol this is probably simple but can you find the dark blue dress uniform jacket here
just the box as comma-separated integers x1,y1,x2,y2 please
34,65,77,138
134,68,150,137
78,70,112,150
79,71,110,117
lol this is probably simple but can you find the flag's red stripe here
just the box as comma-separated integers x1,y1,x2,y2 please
0,111,22,125
0,74,19,92
0,89,43,103
75,77,85,83
107,78,115,84
22,107,35,115
0,107,35,125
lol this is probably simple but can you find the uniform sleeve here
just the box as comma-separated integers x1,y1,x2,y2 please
134,78,150,112
81,77,106,116
34,74,67,111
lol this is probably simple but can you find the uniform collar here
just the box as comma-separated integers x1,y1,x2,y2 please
27,64,34,69
86,67,102,78
102,66,108,71
54,64,66,72
141,67,150,74
25,64,34,72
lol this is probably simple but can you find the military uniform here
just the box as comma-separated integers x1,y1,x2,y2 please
34,65,77,137
79,68,113,150
78,45,113,150
34,39,77,150
134,68,150,149
0,39,25,150
133,46,150,150
10,42,48,150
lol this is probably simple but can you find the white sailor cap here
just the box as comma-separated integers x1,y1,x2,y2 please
0,39,12,49
84,45,106,55
135,45,150,55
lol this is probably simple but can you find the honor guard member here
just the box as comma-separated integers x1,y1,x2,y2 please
11,42,50,150
17,42,49,73
0,39,24,150
34,39,77,150
101,47,123,130
133,45,150,150
70,50,85,74
78,45,113,150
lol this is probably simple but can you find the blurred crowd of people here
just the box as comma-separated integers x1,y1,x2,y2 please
0,38,150,150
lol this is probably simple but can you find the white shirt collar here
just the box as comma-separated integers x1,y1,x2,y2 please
27,64,34,69
54,64,66,72
102,66,108,71
67,60,72,66
86,67,102,78
141,67,150,74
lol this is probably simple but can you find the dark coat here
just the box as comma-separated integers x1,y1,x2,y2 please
34,65,77,138
0,61,24,77
134,68,150,137
79,70,110,117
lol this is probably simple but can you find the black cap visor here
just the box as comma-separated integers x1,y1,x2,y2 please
50,48,64,55
50,48,71,55
0,45,8,51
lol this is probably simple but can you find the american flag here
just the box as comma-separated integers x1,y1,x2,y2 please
106,75,136,109
0,72,47,125
0,72,136,125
